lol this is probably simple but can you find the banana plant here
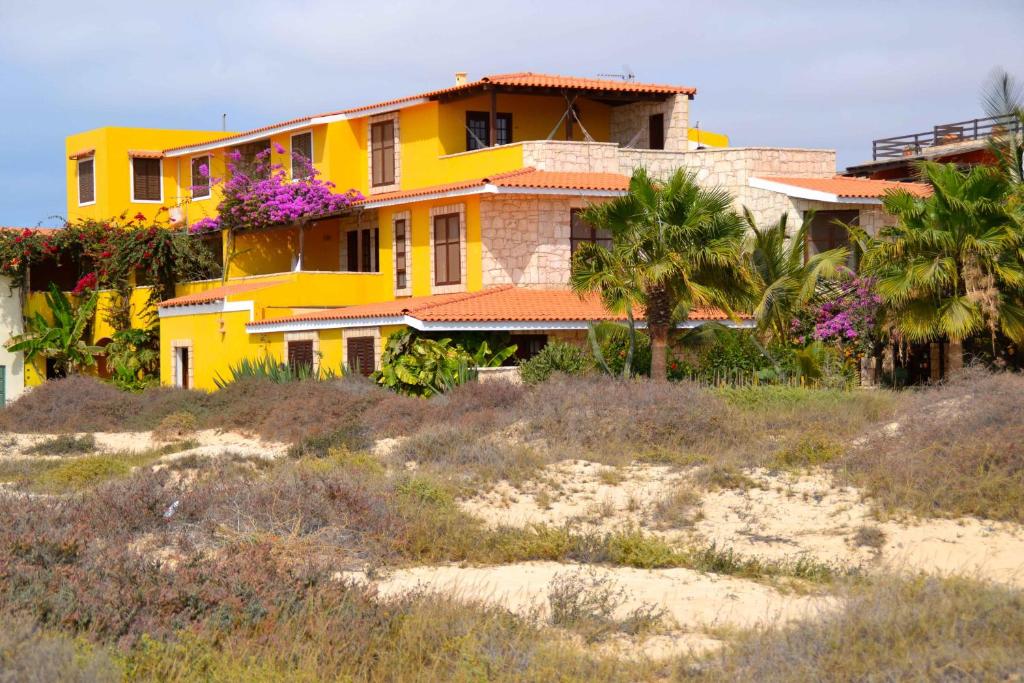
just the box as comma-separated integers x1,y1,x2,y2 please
7,282,102,377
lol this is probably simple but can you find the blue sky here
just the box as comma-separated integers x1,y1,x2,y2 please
1,0,1022,227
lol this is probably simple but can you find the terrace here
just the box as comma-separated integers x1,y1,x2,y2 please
870,113,1020,160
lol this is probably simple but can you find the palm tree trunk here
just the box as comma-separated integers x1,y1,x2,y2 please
645,284,673,380
649,323,669,380
946,338,964,376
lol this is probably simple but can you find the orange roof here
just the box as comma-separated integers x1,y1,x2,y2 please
755,175,932,199
247,286,745,330
127,149,164,159
163,72,695,154
159,280,286,308
68,148,95,160
357,168,629,206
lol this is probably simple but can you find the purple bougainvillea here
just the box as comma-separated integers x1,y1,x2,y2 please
791,276,881,357
188,148,363,234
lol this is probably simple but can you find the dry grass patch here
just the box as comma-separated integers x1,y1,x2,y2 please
693,575,1024,681
840,369,1024,522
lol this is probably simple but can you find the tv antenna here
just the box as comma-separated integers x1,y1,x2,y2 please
598,64,636,81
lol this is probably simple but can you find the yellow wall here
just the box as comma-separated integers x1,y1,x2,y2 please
66,127,228,224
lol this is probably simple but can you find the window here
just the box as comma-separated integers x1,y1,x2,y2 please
466,111,513,150
77,158,95,205
233,140,271,179
570,209,612,255
191,155,210,199
131,158,162,202
347,336,376,376
648,114,665,150
512,335,548,361
433,213,461,285
371,120,395,186
291,131,313,180
287,339,315,373
806,210,858,267
394,218,408,290
345,227,379,272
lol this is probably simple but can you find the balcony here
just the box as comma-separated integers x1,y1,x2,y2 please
871,114,1021,160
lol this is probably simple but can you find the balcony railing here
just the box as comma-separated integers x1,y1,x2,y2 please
871,114,1021,160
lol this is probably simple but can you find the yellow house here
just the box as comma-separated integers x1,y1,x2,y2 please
55,72,764,390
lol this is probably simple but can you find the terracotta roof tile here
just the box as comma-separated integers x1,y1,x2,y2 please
248,286,743,329
757,175,932,199
159,280,286,308
163,72,694,154
127,149,164,159
68,148,95,160
356,168,629,206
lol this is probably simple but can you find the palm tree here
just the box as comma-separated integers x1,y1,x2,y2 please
743,209,850,343
981,68,1024,190
571,168,749,380
6,283,102,377
855,161,1024,362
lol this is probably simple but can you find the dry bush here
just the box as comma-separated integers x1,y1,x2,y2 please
0,375,129,432
840,369,1024,522
694,576,1024,681
152,411,197,442
652,486,702,529
0,615,118,682
519,376,742,461
547,568,666,643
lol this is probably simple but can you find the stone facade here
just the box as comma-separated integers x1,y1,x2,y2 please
521,140,621,173
609,94,689,151
480,194,595,288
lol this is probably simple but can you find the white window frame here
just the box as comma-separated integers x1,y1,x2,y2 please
190,154,211,200
290,130,314,180
130,157,164,204
77,157,96,207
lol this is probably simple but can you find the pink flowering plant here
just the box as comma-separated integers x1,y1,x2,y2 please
189,145,363,234
790,274,881,359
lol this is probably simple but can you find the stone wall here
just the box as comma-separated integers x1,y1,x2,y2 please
609,94,689,151
521,141,620,173
480,194,594,288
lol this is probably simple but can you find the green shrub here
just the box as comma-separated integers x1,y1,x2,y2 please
518,342,591,384
24,433,96,455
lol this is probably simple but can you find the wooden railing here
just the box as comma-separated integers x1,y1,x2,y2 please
872,114,1021,160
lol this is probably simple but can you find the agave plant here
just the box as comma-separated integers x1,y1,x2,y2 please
7,282,102,377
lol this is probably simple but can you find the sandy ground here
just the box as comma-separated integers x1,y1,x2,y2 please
0,429,287,461
340,561,835,659
461,460,1024,587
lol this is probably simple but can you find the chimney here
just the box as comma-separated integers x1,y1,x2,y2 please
455,71,468,85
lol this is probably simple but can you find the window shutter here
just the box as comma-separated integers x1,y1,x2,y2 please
433,214,461,285
347,337,375,376
371,121,395,186
133,158,161,201
347,230,359,271
191,156,210,198
288,340,315,371
291,132,313,179
78,159,95,204
394,219,407,289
